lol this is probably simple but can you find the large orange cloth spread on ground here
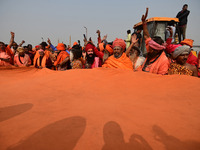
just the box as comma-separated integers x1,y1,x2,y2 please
102,53,133,70
0,67,200,150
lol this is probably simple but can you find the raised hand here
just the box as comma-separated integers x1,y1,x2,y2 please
141,7,149,22
10,31,15,38
131,34,138,44
47,38,51,45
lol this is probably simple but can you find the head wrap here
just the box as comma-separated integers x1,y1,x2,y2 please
112,38,126,51
148,40,166,51
38,49,44,53
105,44,113,55
172,45,191,59
85,43,95,52
35,45,40,49
73,42,78,46
57,43,65,51
166,44,182,54
17,47,24,53
180,39,193,48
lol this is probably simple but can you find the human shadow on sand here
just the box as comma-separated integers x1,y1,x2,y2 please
102,121,153,150
7,116,86,150
0,103,33,122
152,125,200,150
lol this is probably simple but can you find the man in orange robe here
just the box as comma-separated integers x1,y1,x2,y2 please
0,32,15,66
102,38,133,70
54,43,69,70
137,8,169,75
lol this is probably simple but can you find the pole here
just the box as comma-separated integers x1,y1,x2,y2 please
84,26,87,40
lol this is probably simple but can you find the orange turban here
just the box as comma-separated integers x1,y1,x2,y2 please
85,43,95,52
57,43,65,51
180,39,193,48
112,38,126,50
73,42,78,46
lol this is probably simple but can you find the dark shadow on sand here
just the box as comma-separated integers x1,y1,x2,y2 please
152,125,200,150
7,116,86,150
0,103,33,122
102,121,153,150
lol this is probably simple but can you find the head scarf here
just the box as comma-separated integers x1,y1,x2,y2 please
172,45,191,59
180,39,193,48
73,42,78,46
148,40,166,51
38,49,44,53
57,43,65,51
85,43,95,52
112,38,126,51
17,47,24,53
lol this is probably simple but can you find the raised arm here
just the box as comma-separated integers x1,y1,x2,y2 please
8,32,15,47
18,40,25,47
125,34,138,56
47,38,57,51
142,8,150,40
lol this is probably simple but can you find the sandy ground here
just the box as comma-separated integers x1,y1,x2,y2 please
0,67,200,150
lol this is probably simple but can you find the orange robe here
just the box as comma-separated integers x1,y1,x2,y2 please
54,51,69,66
0,45,14,65
33,50,51,67
102,53,133,70
137,51,169,75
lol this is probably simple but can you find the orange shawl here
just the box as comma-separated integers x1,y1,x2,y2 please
36,56,47,68
33,50,50,66
54,51,69,66
102,53,133,70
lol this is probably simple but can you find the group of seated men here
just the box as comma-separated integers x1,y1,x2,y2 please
0,8,199,77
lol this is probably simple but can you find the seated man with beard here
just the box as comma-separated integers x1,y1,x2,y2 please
102,38,133,70
83,42,103,69
168,45,198,77
138,8,169,75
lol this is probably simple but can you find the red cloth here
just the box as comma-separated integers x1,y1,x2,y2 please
85,43,95,52
166,38,182,54
186,52,198,66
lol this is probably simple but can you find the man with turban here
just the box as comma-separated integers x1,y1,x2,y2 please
14,47,31,67
168,45,198,77
138,8,169,75
47,38,69,70
102,38,133,70
33,42,51,67
54,43,70,70
83,42,103,69
180,39,198,66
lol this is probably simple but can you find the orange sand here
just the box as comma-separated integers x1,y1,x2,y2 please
0,67,200,150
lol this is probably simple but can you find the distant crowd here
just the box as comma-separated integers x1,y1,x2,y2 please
0,6,199,77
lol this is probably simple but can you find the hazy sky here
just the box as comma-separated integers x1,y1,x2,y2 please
1,0,200,46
